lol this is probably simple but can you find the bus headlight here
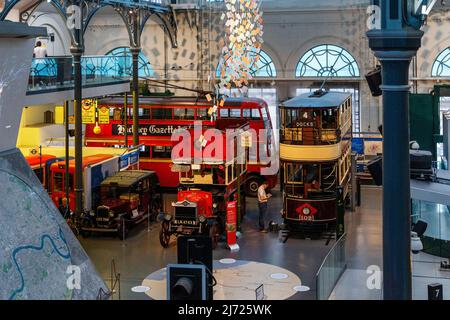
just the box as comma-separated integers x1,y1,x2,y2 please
212,203,218,209
198,214,206,223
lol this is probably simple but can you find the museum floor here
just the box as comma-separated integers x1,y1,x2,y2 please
80,186,383,300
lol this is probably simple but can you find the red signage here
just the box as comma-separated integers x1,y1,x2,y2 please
295,203,318,221
226,201,237,246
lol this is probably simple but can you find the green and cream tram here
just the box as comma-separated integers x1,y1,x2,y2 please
279,91,352,232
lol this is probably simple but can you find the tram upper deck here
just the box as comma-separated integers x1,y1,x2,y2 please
279,91,352,162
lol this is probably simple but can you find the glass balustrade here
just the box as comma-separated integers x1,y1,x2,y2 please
28,55,131,93
316,233,347,300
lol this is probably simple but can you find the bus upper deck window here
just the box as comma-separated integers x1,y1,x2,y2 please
229,109,241,118
243,109,251,118
139,108,151,120
197,108,209,120
152,108,172,120
251,109,260,119
261,108,269,120
220,109,229,118
174,108,195,120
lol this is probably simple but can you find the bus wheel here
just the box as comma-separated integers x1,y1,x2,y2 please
159,221,171,248
209,221,220,250
245,176,261,197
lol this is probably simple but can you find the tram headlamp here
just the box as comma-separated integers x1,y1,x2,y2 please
198,214,206,223
302,207,311,215
212,203,218,209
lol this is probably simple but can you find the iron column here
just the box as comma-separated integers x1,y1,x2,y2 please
131,46,140,147
367,22,423,300
124,92,128,147
71,45,83,217
64,100,70,206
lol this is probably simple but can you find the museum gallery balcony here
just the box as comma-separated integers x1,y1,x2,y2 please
25,55,132,105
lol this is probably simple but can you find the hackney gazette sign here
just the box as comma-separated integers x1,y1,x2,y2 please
112,124,191,136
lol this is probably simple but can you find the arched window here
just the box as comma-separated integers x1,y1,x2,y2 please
105,47,154,78
216,48,277,79
432,47,450,77
296,44,360,78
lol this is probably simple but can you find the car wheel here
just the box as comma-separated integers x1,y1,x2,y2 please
159,220,171,248
209,221,220,250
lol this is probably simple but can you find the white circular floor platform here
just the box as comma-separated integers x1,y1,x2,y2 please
141,260,304,300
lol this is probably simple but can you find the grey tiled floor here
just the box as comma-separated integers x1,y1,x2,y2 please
80,187,333,300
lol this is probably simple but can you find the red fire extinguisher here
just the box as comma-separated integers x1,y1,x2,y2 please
226,200,238,251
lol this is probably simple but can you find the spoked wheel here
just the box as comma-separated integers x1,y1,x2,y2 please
209,221,220,250
245,176,261,197
159,220,171,248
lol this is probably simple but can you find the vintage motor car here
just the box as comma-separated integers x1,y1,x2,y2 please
159,190,224,249
81,170,160,239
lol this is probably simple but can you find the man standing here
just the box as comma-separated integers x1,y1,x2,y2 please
257,180,272,233
33,41,47,58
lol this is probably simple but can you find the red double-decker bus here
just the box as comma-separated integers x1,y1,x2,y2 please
85,96,278,195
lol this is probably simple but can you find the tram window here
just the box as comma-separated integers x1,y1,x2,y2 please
140,146,151,158
243,109,251,118
152,146,172,158
229,109,241,118
322,109,337,129
174,108,195,120
304,164,319,184
251,109,261,119
286,163,303,183
197,108,209,120
53,173,63,192
152,108,172,120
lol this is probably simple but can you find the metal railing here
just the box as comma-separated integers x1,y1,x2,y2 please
315,233,347,300
28,55,132,93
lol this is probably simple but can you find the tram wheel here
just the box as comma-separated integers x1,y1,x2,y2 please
209,221,220,250
159,221,171,248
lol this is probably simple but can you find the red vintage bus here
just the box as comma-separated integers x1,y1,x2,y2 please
85,96,278,195
25,154,56,189
49,154,114,212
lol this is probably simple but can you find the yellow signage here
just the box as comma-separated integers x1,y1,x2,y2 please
82,99,96,124
98,106,110,125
